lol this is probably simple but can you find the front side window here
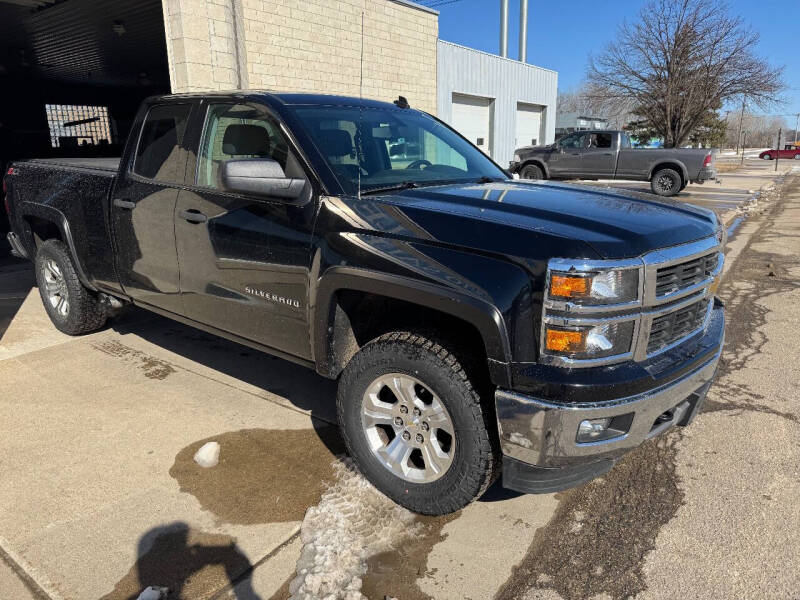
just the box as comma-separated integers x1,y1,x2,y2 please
559,133,586,149
289,106,505,195
196,103,305,189
133,104,191,183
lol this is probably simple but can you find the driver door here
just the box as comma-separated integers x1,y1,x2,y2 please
548,132,586,178
174,102,318,360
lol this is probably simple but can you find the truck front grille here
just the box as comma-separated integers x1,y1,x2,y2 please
655,253,719,297
647,298,710,353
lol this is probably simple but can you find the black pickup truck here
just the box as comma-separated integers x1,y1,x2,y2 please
4,92,725,515
510,130,717,197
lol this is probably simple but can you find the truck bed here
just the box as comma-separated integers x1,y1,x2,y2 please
22,157,120,173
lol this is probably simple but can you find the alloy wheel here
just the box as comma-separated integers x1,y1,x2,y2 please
42,258,70,317
360,373,456,483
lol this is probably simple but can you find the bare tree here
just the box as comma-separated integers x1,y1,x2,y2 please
587,0,784,147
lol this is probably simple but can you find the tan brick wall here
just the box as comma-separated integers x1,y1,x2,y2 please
162,0,438,114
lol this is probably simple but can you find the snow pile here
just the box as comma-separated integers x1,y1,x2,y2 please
193,441,220,468
136,586,168,600
288,459,420,600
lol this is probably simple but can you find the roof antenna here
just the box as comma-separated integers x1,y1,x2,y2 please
357,8,365,200
393,96,410,109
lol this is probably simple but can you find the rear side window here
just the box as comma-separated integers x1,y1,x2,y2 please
133,104,191,183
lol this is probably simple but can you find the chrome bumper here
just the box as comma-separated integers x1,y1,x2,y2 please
495,340,721,470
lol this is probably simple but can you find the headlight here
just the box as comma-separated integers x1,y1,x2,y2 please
548,269,639,306
513,153,521,163
544,321,635,360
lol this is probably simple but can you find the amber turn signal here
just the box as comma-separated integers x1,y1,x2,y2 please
550,274,589,298
545,328,586,353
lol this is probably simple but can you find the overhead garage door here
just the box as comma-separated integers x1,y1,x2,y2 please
516,102,543,148
451,93,493,156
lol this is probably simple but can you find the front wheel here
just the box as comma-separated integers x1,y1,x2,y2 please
35,239,107,335
519,163,544,180
764,153,774,160
337,332,498,515
650,167,682,197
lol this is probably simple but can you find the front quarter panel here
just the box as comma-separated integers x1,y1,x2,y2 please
310,196,545,385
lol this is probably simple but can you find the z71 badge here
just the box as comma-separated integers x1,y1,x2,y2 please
244,286,300,308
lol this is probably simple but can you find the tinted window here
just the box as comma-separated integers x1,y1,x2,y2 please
590,133,613,149
196,103,306,189
133,104,191,183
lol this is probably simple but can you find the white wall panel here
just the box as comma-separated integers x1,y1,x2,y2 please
437,40,558,167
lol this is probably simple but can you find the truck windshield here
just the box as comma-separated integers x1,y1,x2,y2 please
289,105,507,195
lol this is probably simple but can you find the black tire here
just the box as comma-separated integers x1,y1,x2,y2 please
519,163,544,180
34,239,107,335
650,167,682,197
337,331,498,515
680,179,689,191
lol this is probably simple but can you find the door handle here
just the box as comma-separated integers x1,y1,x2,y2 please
601,152,614,156
113,198,135,210
179,209,208,224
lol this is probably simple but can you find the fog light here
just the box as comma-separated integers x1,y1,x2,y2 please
577,418,611,442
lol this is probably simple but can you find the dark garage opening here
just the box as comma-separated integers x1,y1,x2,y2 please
0,0,171,335
0,0,171,243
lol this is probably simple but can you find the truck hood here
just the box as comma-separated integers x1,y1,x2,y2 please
343,180,719,260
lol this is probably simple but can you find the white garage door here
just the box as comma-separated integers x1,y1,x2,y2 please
451,93,492,156
516,102,543,148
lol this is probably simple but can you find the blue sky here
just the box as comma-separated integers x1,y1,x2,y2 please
435,0,800,124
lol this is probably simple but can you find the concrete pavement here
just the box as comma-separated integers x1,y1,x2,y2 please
1,167,798,600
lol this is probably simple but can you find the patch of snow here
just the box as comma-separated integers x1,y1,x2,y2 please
136,586,168,600
288,459,421,600
193,441,220,468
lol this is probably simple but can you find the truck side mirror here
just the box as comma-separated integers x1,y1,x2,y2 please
219,158,306,202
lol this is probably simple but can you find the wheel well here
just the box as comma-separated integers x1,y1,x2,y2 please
521,160,547,178
651,162,686,186
328,290,491,386
25,216,63,247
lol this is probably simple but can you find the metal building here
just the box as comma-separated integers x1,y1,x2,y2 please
437,40,558,168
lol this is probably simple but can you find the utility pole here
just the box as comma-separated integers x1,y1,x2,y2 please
741,131,746,165
795,113,799,144
775,128,781,172
735,100,745,155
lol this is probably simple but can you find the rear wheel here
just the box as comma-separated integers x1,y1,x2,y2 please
337,332,498,515
650,168,682,197
519,163,544,180
764,153,774,160
35,239,107,335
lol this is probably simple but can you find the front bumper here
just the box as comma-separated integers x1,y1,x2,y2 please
496,308,723,494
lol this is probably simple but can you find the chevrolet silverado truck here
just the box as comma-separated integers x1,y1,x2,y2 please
510,130,717,197
4,93,725,515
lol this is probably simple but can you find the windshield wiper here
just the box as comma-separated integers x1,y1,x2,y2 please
475,176,503,184
360,181,419,196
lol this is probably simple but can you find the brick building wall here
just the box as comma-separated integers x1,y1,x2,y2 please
161,0,438,114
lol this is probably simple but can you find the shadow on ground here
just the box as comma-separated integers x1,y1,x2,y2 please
0,245,34,339
100,522,263,600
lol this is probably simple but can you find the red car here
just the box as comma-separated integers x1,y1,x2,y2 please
759,144,800,160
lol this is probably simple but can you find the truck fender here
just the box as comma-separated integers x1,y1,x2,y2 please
17,202,97,291
521,159,550,179
648,160,689,184
312,266,513,386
